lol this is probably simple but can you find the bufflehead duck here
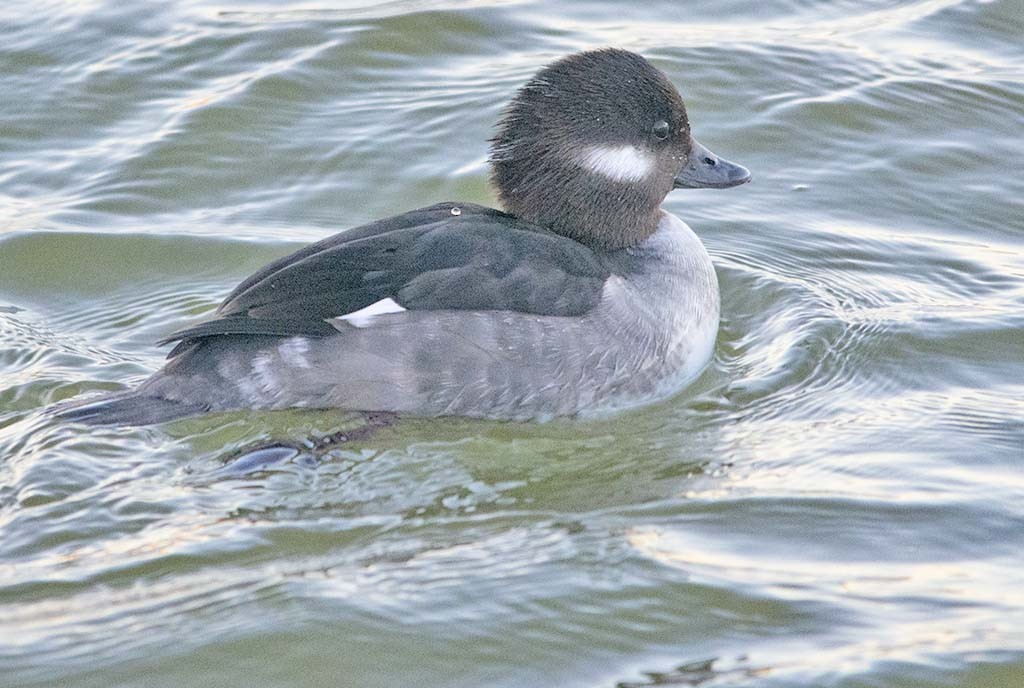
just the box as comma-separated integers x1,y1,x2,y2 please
56,48,750,426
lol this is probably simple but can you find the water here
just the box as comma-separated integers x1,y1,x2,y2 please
2,1,1023,686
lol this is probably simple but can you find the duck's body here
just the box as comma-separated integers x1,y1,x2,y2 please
55,49,748,426
129,208,717,422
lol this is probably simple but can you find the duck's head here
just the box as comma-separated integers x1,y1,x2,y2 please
489,48,750,249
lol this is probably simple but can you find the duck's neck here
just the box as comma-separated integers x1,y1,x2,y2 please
496,176,665,250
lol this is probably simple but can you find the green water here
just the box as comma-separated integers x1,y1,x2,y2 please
2,1,1023,686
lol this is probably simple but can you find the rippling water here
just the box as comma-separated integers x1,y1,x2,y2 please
2,1,1023,686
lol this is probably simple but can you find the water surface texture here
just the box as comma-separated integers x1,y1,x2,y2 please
2,1,1023,686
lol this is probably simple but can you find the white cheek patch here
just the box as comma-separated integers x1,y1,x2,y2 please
580,145,654,183
337,297,407,328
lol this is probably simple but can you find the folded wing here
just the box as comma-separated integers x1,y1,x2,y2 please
161,202,611,356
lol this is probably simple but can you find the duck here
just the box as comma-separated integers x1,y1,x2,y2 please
55,48,750,426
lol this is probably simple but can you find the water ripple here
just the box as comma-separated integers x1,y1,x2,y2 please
2,1,1023,686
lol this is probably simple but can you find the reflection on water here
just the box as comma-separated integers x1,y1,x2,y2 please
2,1,1023,686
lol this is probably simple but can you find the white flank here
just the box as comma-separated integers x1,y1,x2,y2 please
580,145,654,182
252,352,281,399
338,297,407,328
278,336,311,369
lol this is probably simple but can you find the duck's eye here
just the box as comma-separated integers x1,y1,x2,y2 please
652,120,670,141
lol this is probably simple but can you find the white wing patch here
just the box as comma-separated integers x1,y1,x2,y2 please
580,145,654,182
337,297,407,328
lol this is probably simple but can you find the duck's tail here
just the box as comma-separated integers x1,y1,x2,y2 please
50,390,205,426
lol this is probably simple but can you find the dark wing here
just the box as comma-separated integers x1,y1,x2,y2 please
160,202,610,354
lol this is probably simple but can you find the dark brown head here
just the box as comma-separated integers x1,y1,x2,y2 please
489,49,750,250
